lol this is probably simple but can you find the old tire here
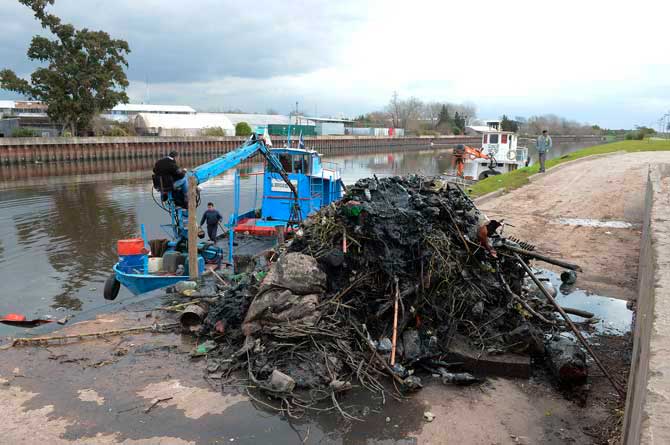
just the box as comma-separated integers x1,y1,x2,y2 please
478,170,501,180
104,274,120,300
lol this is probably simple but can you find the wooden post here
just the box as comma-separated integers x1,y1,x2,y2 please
276,226,285,246
390,278,399,366
188,175,199,280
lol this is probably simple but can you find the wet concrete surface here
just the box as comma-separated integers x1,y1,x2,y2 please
0,307,615,444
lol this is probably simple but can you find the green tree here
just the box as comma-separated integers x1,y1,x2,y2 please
500,115,519,132
452,111,466,134
235,121,252,136
203,127,227,137
0,0,130,136
437,105,450,127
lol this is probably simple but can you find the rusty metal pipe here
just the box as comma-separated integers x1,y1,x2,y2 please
179,304,208,330
514,253,625,397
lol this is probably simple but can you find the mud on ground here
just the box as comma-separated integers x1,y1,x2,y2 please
0,308,629,444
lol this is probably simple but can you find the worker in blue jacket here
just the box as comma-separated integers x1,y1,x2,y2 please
200,202,223,243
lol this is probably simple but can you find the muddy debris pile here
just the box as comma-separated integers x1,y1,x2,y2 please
189,175,591,413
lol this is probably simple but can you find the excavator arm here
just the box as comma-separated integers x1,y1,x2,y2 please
452,144,497,179
462,145,491,160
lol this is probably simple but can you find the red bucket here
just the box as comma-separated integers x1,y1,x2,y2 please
117,238,145,256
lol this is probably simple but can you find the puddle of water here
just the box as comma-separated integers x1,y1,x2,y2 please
533,270,632,335
554,218,636,229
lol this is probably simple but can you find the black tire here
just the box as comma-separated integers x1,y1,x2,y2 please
104,274,121,300
479,169,501,180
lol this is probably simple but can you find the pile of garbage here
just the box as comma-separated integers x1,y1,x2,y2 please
183,175,594,413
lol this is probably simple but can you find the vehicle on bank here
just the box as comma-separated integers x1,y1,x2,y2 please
104,134,344,299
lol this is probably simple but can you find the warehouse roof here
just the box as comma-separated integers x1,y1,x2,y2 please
303,116,354,123
134,112,234,131
112,104,196,114
224,113,292,127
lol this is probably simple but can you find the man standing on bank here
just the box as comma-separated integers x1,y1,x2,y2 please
536,130,552,173
200,202,223,243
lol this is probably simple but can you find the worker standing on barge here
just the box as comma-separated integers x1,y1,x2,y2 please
200,202,223,243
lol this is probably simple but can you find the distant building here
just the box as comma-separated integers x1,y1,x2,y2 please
222,114,354,133
0,100,58,137
315,122,345,136
134,112,235,137
224,113,293,133
0,100,48,118
102,104,197,123
345,127,404,137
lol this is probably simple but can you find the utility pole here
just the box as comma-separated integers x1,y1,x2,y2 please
188,175,199,280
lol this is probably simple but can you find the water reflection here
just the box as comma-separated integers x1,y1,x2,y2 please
12,183,137,310
0,143,601,336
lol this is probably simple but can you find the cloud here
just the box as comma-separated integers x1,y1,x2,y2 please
1,0,669,128
0,0,365,83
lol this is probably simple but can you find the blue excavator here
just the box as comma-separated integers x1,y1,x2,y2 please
104,134,304,300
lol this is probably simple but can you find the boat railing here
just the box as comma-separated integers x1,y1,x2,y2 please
321,160,343,175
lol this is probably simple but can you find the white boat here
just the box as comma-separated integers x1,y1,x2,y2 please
461,120,528,180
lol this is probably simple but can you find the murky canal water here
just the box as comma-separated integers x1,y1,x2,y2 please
0,142,601,337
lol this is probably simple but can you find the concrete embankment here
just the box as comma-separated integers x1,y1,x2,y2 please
0,135,606,164
0,135,479,164
623,164,670,444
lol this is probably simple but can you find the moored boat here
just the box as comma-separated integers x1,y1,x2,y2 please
104,135,344,299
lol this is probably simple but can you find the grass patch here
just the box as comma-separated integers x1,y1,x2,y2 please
468,139,670,198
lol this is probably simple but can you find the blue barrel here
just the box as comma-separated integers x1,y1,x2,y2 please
183,256,205,275
118,254,146,274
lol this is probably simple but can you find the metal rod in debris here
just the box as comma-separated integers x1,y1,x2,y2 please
514,253,625,397
505,244,582,271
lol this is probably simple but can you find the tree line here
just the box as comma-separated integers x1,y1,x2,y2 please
354,93,605,137
354,91,477,135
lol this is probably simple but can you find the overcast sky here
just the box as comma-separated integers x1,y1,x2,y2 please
1,0,668,128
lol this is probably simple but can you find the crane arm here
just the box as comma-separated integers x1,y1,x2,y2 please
188,136,302,221
190,138,295,195
191,139,262,184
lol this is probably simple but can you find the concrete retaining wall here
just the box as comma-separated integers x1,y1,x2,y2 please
0,134,606,165
0,135,480,164
623,164,670,444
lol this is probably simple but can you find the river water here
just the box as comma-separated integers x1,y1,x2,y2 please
0,141,599,337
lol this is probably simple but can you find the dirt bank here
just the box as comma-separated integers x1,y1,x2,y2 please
479,151,670,300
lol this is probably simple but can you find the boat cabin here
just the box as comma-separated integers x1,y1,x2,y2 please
234,147,343,235
263,148,341,220
462,121,528,180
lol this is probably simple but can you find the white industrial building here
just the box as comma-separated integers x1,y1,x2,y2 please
102,104,197,123
134,113,235,137
224,113,293,128
0,100,49,117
